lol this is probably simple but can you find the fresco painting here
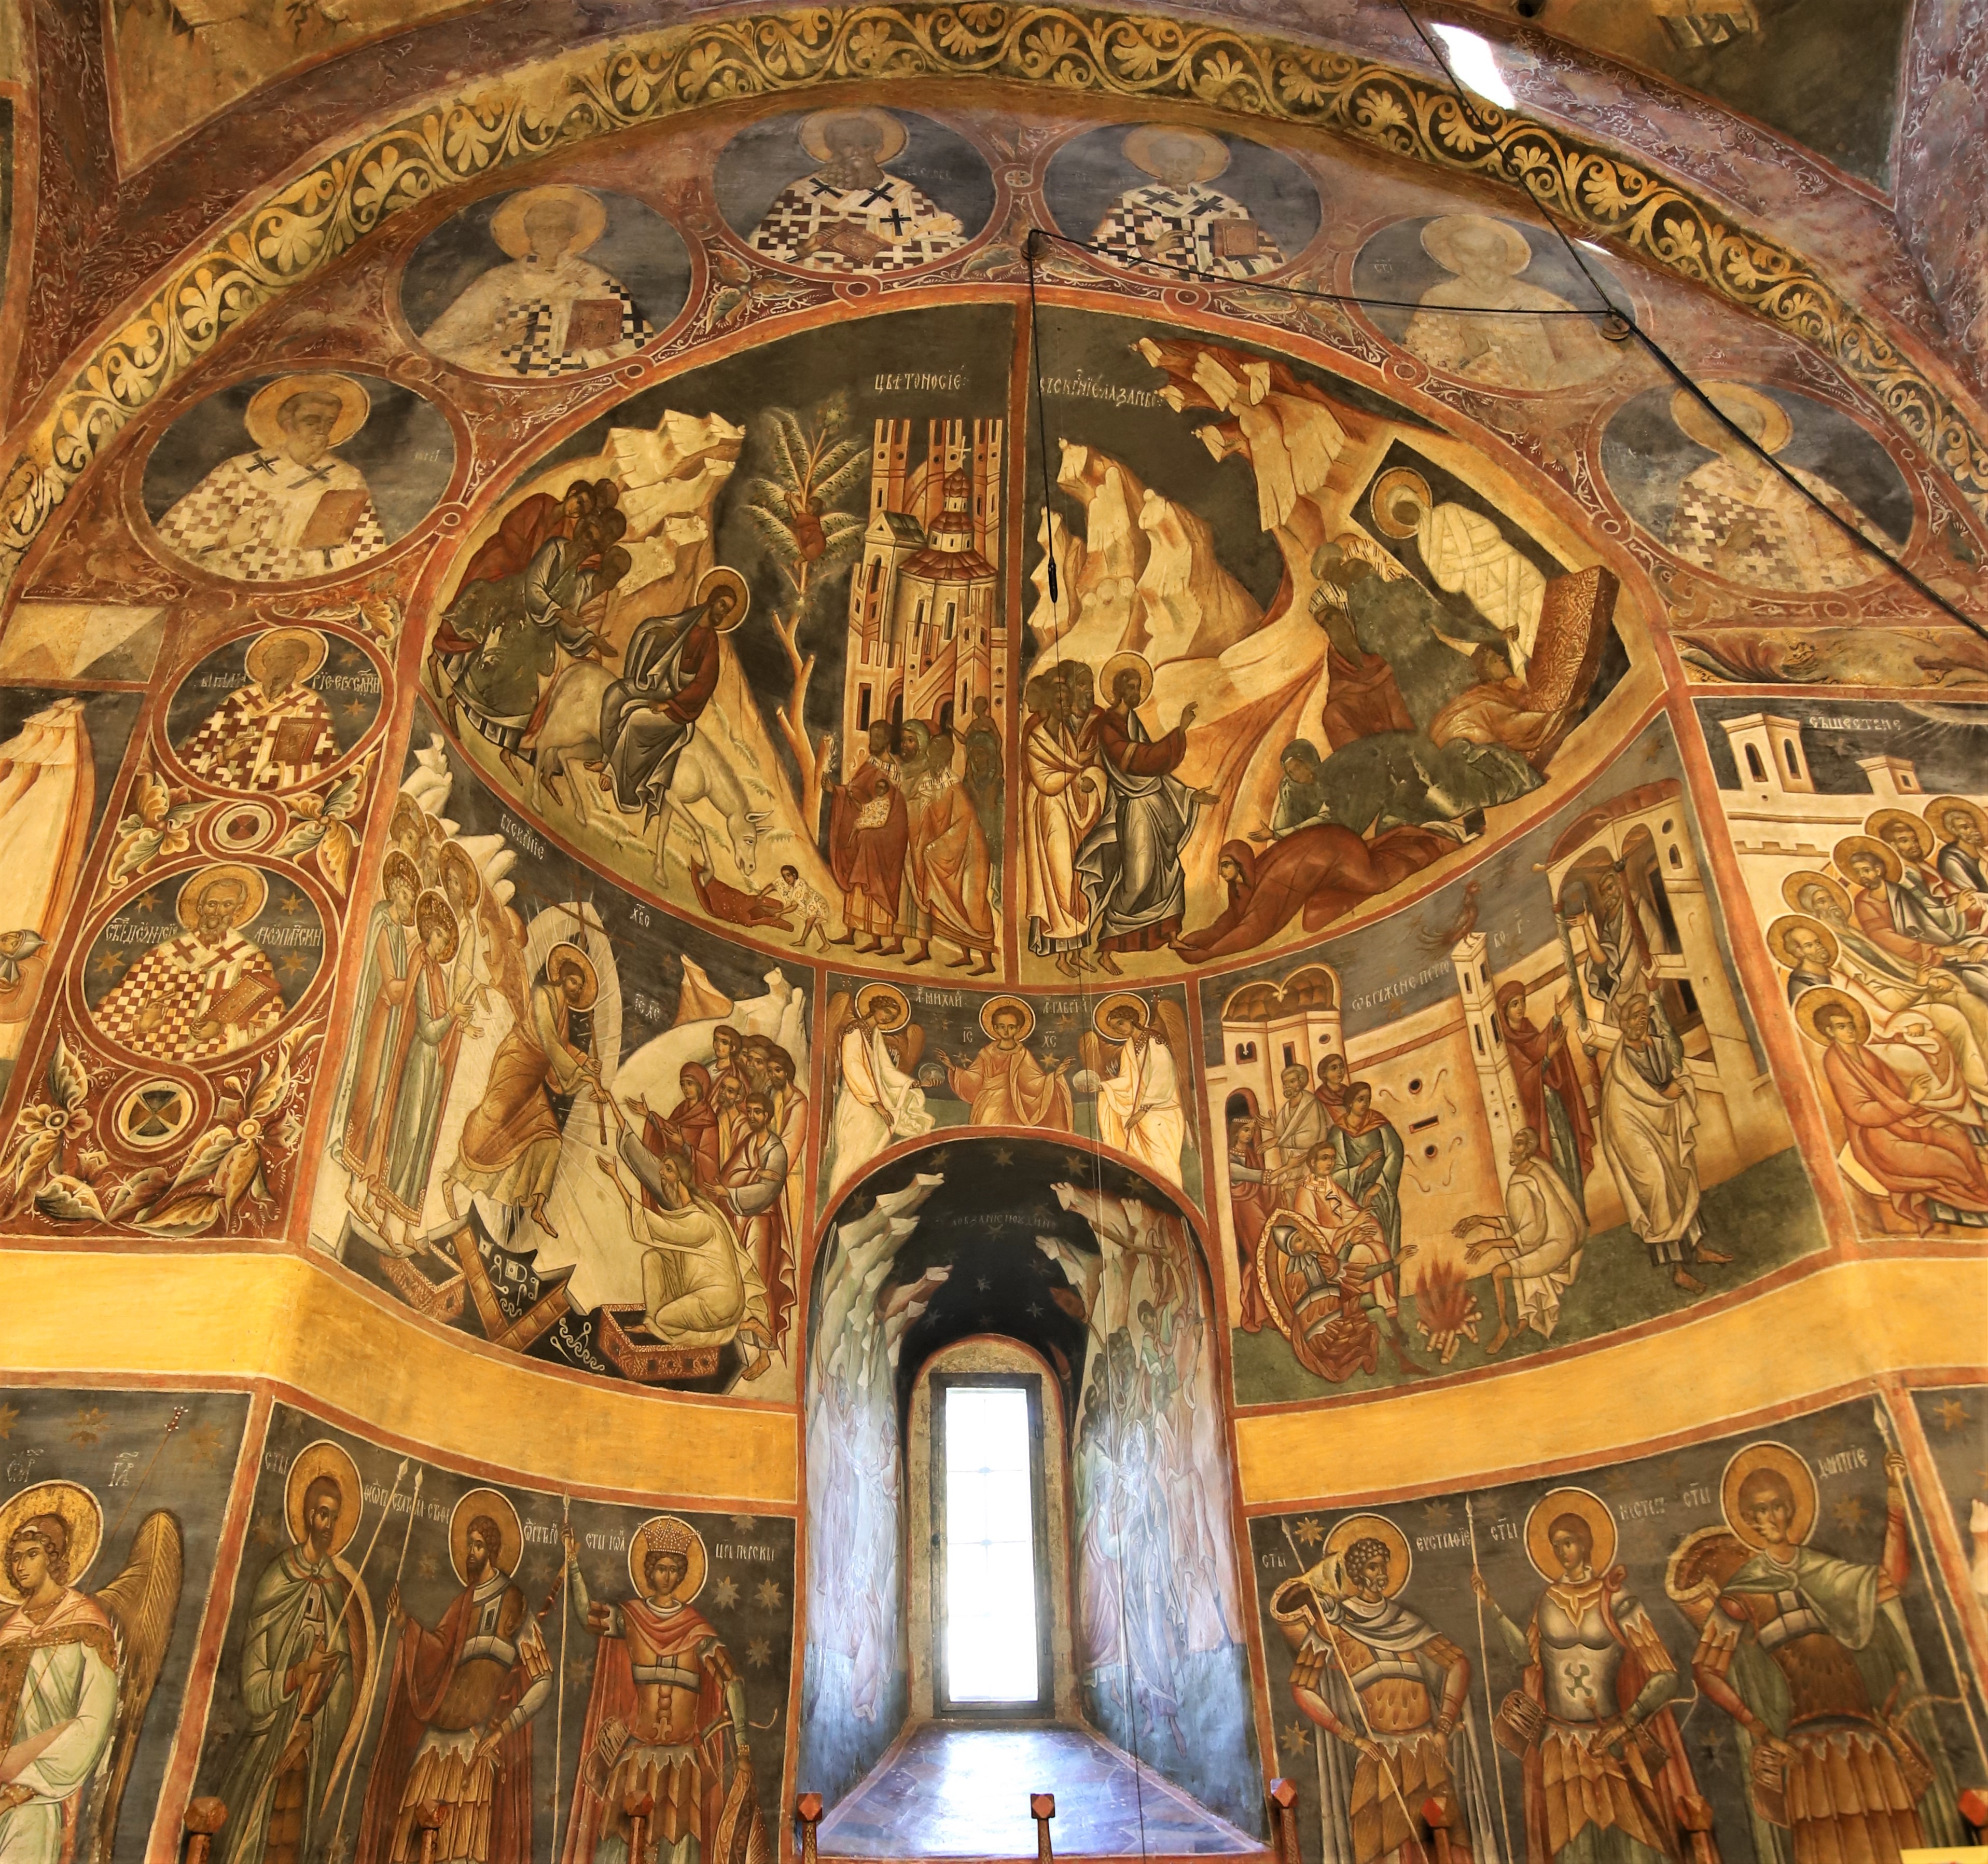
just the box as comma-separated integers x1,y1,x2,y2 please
1909,1385,1988,1622
0,687,144,1092
0,56,1976,1864
1043,123,1320,279
1694,697,1988,1237
308,706,813,1394
141,375,454,586
0,1384,252,1864
1020,309,1633,982
818,974,1201,1207
1252,1391,1984,1864
402,188,692,379
1600,385,1914,596
1211,715,1821,1402
1350,215,1629,393
104,0,475,167
1452,0,1913,185
714,108,994,275
188,1402,795,1864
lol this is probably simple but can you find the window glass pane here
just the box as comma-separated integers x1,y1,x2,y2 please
943,1386,1039,1703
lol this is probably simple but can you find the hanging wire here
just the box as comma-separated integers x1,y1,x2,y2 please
1386,0,1988,645
1026,215,1986,644
1026,224,1152,1862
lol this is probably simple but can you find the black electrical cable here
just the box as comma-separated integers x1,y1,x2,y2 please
1027,224,1986,643
1385,0,1988,645
1026,223,1152,1862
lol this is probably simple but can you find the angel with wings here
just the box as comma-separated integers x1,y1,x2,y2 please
0,1480,182,1864
823,983,935,1199
1071,992,1192,1189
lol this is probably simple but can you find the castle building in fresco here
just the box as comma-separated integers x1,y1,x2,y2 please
842,418,1005,750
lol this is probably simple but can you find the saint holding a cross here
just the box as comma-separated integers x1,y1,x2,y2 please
747,108,966,274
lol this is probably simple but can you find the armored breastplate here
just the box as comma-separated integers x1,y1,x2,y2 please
1538,1594,1620,1724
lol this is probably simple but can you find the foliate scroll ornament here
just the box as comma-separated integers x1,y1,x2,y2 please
2,3,1985,592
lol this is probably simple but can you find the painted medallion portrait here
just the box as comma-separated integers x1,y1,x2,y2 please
163,627,385,793
1601,381,1913,592
84,863,324,1063
402,184,692,378
715,106,995,275
141,371,454,585
1045,122,1319,279
1353,212,1628,391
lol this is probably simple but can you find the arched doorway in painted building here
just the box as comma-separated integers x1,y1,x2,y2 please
797,1135,1266,1857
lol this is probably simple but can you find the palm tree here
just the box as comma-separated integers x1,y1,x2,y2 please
739,392,867,833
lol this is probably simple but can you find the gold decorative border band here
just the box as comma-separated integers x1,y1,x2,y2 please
3,2,1983,581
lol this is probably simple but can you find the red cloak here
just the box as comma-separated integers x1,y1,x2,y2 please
1175,827,1450,961
561,1601,740,1864
355,1582,536,1864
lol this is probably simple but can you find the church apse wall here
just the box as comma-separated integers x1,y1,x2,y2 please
0,48,1982,1864
186,1400,796,1864
802,1138,1262,1830
1247,1387,1986,1864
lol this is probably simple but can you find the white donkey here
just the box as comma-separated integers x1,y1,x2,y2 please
529,660,770,885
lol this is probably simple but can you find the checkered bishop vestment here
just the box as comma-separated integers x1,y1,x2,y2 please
155,450,387,582
1090,184,1285,277
748,172,964,273
95,930,284,1061
179,686,340,791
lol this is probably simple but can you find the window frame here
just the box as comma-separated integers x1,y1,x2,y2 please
929,1370,1054,1718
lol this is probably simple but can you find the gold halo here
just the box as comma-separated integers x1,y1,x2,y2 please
1720,1441,1817,1549
1370,467,1433,540
1782,869,1851,920
244,372,371,451
1927,795,1988,845
799,106,907,164
1420,213,1533,281
1322,1512,1412,1597
855,982,911,1032
1093,991,1150,1037
545,940,599,1010
1794,985,1870,1046
0,1481,104,1601
1099,651,1153,706
439,840,481,902
415,889,460,961
1833,834,1902,886
244,627,328,687
284,1440,364,1557
1866,808,1934,860
175,863,268,932
1122,123,1230,184
625,1514,709,1604
1765,914,1838,972
696,565,752,633
490,185,608,260
381,850,422,903
1670,383,1792,458
1524,1487,1617,1581
979,995,1036,1041
450,1488,523,1583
